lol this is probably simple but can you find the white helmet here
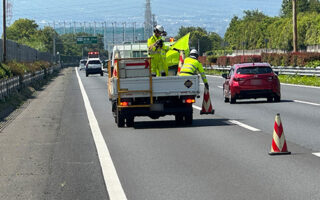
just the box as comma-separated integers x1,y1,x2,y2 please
190,49,199,59
154,25,164,33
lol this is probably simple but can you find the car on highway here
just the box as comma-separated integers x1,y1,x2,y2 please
79,59,87,70
86,58,103,77
222,63,281,104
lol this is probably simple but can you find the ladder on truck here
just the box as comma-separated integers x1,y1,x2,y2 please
114,57,153,109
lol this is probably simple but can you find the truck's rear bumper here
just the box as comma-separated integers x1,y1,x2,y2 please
119,104,193,118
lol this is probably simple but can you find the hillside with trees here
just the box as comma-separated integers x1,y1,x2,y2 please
224,0,320,51
5,18,107,58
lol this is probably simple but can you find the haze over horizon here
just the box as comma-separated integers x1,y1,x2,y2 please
2,0,282,36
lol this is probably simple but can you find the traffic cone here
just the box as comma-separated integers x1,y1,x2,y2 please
177,51,184,75
269,113,291,155
200,87,215,115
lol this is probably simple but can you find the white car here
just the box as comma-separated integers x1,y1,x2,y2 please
79,59,87,70
86,58,103,77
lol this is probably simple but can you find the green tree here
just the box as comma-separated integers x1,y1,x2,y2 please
6,18,38,41
281,0,311,17
38,26,59,53
309,0,320,12
176,26,222,55
209,32,223,50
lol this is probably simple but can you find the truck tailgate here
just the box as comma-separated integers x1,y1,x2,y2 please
110,75,200,99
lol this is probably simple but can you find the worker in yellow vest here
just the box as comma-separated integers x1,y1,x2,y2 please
147,25,169,76
179,49,209,89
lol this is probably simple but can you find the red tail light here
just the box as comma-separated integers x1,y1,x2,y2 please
120,102,130,106
183,99,195,104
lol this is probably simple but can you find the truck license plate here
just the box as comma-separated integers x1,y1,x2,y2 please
150,104,164,111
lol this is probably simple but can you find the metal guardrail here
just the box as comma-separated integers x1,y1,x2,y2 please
207,66,320,77
0,64,61,101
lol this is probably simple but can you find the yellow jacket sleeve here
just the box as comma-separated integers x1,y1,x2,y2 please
196,61,208,84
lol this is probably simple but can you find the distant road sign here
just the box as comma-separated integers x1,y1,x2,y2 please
76,36,98,44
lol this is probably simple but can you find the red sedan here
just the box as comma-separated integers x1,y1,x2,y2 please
222,63,281,104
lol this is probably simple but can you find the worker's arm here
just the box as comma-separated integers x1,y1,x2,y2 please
147,37,157,51
197,62,208,85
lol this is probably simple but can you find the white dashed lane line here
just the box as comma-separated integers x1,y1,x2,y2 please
228,120,261,132
192,105,202,110
192,105,261,132
207,75,223,79
294,100,320,107
312,153,320,158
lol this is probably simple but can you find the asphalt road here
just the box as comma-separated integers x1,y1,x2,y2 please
1,67,320,200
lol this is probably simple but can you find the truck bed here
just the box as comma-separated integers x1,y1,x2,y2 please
109,75,200,99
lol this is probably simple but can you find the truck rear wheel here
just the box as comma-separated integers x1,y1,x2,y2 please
185,112,193,125
175,114,184,125
126,117,134,127
116,109,125,127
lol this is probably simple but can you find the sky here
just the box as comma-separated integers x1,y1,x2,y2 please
1,0,283,36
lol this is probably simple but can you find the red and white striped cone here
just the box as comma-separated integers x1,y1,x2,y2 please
200,87,215,115
177,51,184,75
269,113,291,155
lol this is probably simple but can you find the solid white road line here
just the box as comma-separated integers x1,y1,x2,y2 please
228,120,261,132
76,70,127,200
192,105,260,132
281,83,320,89
293,100,320,107
207,75,223,79
217,86,223,89
312,153,320,157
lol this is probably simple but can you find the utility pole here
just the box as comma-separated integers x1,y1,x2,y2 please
293,0,298,52
112,22,115,46
3,0,7,62
197,39,200,55
53,21,56,58
144,0,152,40
63,21,66,34
133,22,136,43
122,22,126,42
103,22,106,50
94,21,96,36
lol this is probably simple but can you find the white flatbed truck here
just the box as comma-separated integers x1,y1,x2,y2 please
107,57,200,127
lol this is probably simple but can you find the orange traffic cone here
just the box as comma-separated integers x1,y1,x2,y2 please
269,113,291,155
200,87,215,115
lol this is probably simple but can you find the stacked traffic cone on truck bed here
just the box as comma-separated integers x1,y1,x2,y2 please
269,113,291,155
200,87,215,115
177,51,185,75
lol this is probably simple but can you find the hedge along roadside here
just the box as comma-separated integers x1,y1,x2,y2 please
0,61,61,102
215,53,320,68
204,69,320,87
